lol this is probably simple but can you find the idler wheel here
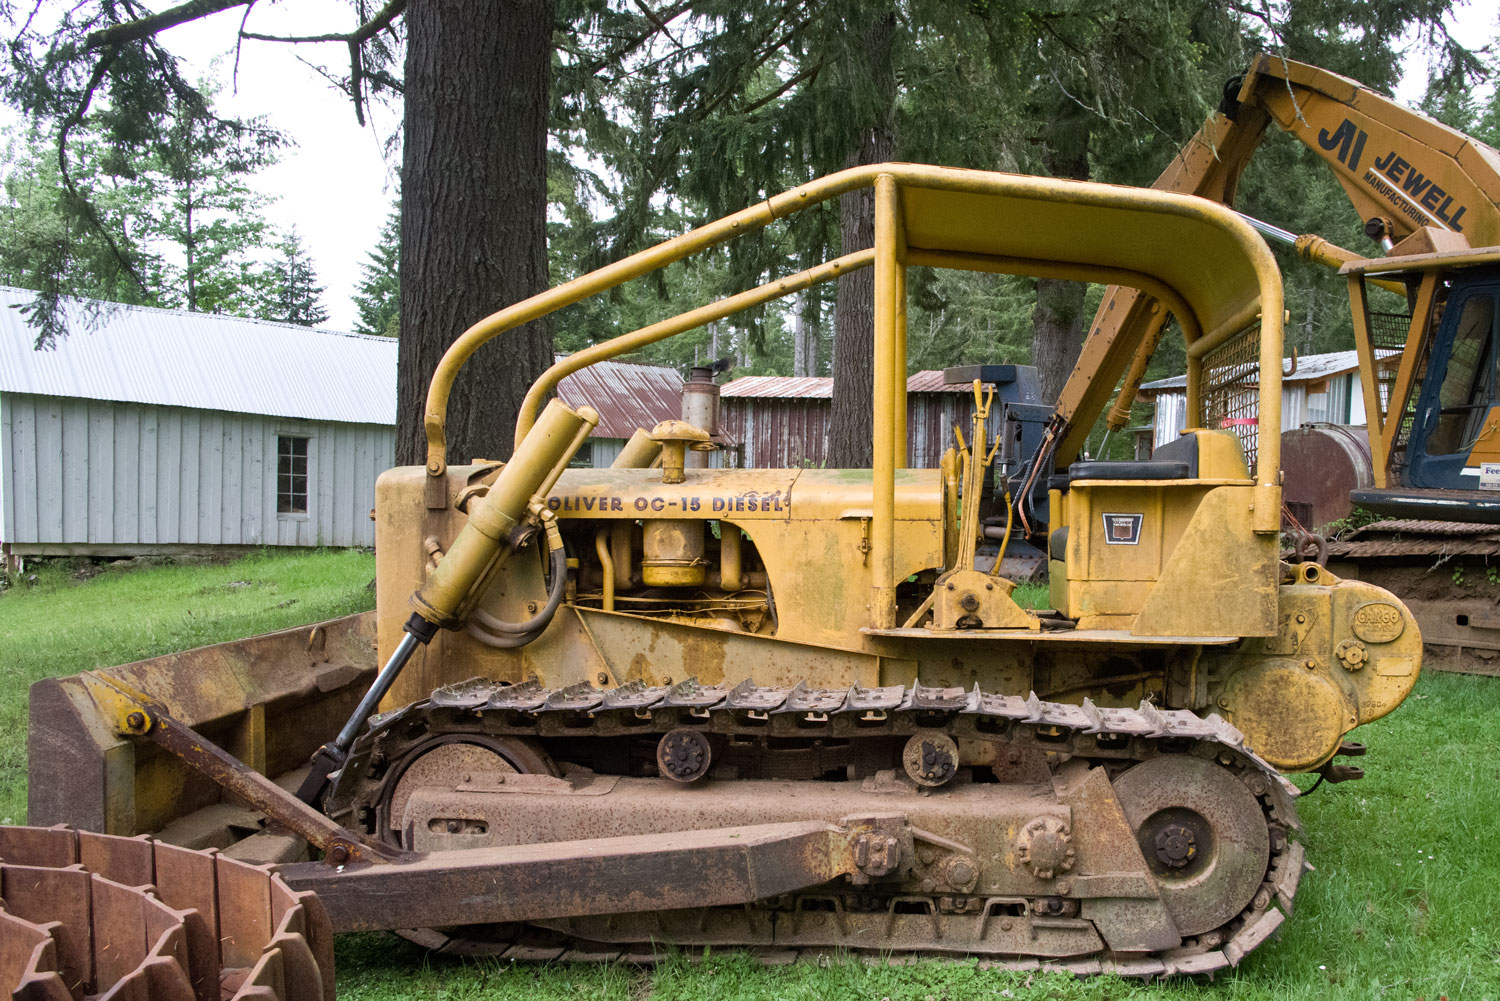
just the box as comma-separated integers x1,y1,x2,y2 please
381,736,556,956
385,735,556,847
657,727,713,782
902,732,960,787
1111,755,1270,937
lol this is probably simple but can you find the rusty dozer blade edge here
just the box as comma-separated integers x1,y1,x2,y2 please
0,824,336,1001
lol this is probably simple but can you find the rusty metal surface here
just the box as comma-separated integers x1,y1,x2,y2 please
1328,518,1500,559
1110,756,1269,937
720,371,992,399
1356,519,1500,535
0,825,335,1001
556,360,683,441
281,818,892,933
87,674,403,867
719,371,1005,468
28,612,377,836
307,678,1302,972
1280,424,1373,530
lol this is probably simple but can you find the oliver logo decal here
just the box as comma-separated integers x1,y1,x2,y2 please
1102,513,1143,545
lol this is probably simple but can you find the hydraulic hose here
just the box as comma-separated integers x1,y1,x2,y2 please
466,527,569,648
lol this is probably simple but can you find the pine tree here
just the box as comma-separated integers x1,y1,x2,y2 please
261,229,329,327
352,205,400,337
0,102,277,341
0,126,169,343
147,107,277,316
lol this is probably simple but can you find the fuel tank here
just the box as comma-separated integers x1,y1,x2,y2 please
1280,423,1373,530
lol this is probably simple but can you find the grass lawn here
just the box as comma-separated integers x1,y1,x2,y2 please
2,552,1498,999
0,549,377,824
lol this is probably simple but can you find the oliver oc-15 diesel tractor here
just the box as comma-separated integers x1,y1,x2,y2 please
24,164,1421,982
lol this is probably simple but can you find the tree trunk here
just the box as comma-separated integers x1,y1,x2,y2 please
826,11,897,469
395,0,554,467
1030,111,1092,404
805,293,820,376
792,292,807,377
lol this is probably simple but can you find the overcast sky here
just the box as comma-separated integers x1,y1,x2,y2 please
13,3,1500,330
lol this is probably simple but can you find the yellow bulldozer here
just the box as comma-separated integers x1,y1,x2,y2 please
24,163,1422,978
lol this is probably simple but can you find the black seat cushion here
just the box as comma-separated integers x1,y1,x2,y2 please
1068,460,1191,481
1150,432,1201,477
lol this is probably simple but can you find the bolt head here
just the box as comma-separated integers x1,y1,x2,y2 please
125,711,146,731
945,858,976,887
1153,823,1198,869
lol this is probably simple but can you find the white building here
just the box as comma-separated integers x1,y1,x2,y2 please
1139,349,1369,451
1,287,397,563
0,288,686,569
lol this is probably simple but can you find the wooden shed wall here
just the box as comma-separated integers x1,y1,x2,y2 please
721,393,1002,468
0,393,393,551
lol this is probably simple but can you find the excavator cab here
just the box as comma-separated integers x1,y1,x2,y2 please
1404,274,1500,487
1341,238,1500,518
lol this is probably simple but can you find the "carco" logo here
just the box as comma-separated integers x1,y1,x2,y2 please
1351,601,1404,644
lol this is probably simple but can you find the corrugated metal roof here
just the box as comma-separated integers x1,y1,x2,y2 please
721,370,981,399
556,360,683,439
1351,519,1500,537
0,287,686,435
0,286,397,424
721,375,833,399
1140,349,1361,393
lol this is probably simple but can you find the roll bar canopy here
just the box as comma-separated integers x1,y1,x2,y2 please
421,163,1284,626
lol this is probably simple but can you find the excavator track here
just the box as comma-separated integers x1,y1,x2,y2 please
325,678,1306,977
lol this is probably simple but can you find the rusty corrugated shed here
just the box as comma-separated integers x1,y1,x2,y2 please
721,371,981,399
721,375,833,399
719,371,1001,468
556,360,684,440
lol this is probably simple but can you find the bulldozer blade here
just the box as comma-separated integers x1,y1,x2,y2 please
28,612,377,837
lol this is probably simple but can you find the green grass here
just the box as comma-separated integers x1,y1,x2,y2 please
2,553,1498,998
1014,580,1050,609
0,549,376,824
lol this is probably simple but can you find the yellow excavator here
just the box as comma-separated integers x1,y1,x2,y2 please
22,163,1421,987
1074,54,1500,672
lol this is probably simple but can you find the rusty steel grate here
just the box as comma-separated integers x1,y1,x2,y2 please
0,825,336,1001
1366,308,1411,415
1200,324,1262,475
1365,306,1431,471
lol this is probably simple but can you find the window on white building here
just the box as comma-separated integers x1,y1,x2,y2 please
277,435,310,514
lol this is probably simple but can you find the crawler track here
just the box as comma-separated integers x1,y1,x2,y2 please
326,679,1308,976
